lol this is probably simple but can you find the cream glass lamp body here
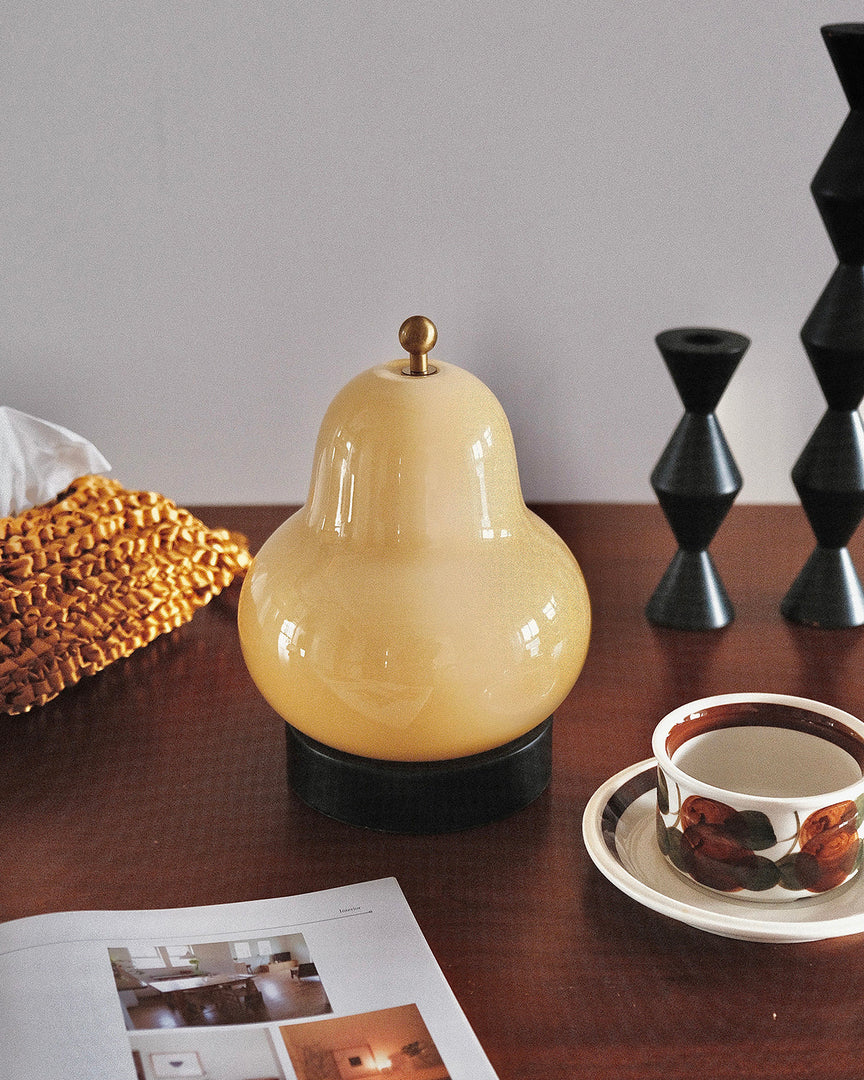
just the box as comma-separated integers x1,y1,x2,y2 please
239,336,590,767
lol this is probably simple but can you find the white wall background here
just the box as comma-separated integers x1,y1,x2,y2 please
3,2,861,506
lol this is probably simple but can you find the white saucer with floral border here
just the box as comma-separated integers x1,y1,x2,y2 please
582,759,864,942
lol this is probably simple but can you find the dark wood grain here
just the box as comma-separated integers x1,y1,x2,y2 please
3,504,864,1080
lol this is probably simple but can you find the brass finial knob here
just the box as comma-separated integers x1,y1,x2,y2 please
400,315,438,376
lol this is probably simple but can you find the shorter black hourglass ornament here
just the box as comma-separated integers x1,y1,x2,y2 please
646,327,750,630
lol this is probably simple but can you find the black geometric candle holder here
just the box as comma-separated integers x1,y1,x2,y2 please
781,24,864,628
646,327,750,630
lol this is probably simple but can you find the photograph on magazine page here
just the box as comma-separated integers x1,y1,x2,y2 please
109,932,331,1029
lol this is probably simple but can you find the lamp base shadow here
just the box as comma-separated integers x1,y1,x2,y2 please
646,549,734,630
285,717,553,833
781,546,864,627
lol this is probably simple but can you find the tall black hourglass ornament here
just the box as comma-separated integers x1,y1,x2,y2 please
646,327,750,630
782,24,864,628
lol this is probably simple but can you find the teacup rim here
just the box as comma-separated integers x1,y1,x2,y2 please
652,691,864,807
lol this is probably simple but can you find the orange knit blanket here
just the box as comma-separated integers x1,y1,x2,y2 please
0,474,251,714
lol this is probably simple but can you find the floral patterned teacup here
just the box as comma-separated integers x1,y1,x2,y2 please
652,693,864,902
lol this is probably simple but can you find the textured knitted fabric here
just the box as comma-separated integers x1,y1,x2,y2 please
0,474,251,714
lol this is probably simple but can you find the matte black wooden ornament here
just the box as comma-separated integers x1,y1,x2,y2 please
782,24,864,628
647,328,750,630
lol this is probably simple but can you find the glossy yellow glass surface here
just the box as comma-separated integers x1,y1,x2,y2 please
238,358,591,761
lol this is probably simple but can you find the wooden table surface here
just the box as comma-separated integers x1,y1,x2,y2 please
4,503,864,1080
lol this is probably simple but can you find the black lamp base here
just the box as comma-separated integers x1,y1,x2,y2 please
286,717,553,833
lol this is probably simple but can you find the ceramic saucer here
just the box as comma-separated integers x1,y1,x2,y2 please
582,759,864,942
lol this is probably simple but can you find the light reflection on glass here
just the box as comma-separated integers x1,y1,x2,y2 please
472,428,495,539
520,617,541,657
278,619,300,660
334,457,355,534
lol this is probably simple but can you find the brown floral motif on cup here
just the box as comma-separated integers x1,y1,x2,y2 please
790,802,860,893
657,781,864,894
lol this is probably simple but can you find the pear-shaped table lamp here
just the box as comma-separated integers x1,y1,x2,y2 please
238,317,591,831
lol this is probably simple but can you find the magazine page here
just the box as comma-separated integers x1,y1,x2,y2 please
0,877,499,1080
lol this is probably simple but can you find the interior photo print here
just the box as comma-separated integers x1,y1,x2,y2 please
280,1004,451,1080
128,1026,289,1080
110,932,331,1029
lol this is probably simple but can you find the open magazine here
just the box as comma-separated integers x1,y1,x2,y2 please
0,877,499,1080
